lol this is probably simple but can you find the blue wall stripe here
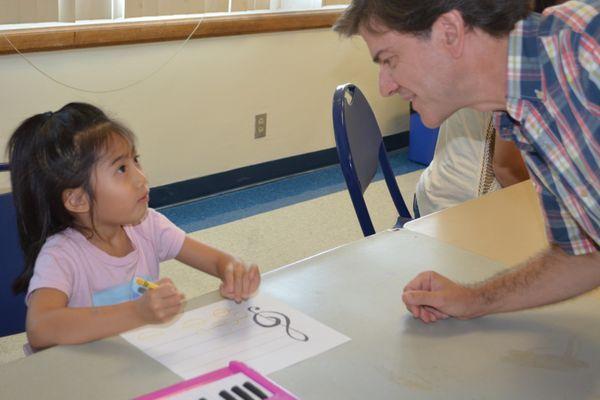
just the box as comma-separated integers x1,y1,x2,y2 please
159,147,422,233
149,131,409,208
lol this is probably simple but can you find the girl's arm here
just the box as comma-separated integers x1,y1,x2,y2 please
26,278,184,350
175,237,260,302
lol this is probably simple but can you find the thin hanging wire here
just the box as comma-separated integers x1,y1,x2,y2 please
1,16,204,94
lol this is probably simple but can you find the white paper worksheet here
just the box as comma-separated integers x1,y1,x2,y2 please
121,293,350,378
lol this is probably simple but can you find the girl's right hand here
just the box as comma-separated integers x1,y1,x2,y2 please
134,277,185,324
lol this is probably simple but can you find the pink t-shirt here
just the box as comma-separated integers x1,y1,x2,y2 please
26,209,186,308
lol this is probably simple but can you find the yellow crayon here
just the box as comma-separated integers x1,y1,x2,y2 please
135,277,159,290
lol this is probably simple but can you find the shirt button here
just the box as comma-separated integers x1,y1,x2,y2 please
535,89,544,100
580,187,590,198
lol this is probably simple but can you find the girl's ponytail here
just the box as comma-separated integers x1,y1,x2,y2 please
8,112,62,294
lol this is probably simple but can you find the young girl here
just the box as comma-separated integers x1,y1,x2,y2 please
8,102,260,351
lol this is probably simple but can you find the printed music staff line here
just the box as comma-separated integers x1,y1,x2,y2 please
122,293,350,379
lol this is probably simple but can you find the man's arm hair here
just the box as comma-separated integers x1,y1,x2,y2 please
472,246,600,316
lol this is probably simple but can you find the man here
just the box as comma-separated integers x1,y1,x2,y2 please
334,0,599,323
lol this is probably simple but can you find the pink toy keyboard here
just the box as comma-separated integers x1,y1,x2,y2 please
135,361,298,400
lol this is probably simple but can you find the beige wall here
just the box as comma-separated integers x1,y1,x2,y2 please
0,28,409,192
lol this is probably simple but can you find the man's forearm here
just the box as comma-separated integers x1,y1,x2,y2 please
470,246,600,317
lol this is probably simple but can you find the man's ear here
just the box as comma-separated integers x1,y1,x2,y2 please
431,10,466,58
62,188,90,214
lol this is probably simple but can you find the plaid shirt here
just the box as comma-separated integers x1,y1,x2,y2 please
494,0,600,255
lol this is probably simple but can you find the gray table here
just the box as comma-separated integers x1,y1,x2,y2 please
1,230,599,399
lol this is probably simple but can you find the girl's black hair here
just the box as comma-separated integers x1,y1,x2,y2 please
7,102,135,294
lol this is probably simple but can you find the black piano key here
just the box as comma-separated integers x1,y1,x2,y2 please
219,390,237,400
231,385,254,400
242,381,268,399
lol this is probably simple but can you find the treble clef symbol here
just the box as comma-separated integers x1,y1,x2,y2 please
247,306,309,342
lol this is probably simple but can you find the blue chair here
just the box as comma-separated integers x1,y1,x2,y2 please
408,106,439,166
0,163,27,336
332,83,412,237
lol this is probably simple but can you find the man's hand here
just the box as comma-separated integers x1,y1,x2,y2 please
402,271,480,323
403,248,600,324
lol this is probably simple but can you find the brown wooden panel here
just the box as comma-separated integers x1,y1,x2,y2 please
0,9,343,55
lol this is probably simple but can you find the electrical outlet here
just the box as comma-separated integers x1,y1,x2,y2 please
255,113,267,139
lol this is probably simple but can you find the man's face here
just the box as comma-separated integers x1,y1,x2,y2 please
359,24,462,128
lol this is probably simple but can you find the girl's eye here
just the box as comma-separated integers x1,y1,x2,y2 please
118,165,126,173
133,155,140,164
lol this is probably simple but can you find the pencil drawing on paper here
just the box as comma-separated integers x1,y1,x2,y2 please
248,306,310,342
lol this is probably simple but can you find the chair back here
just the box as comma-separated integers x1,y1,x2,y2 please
332,84,411,236
0,163,27,336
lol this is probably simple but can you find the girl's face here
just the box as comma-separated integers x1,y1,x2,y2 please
90,133,149,229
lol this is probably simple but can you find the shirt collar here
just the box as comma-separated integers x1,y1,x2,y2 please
507,12,544,103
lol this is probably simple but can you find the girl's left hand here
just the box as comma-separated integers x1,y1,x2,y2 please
219,260,261,302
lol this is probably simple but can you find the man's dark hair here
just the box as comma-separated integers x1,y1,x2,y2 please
534,0,563,12
334,0,532,38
